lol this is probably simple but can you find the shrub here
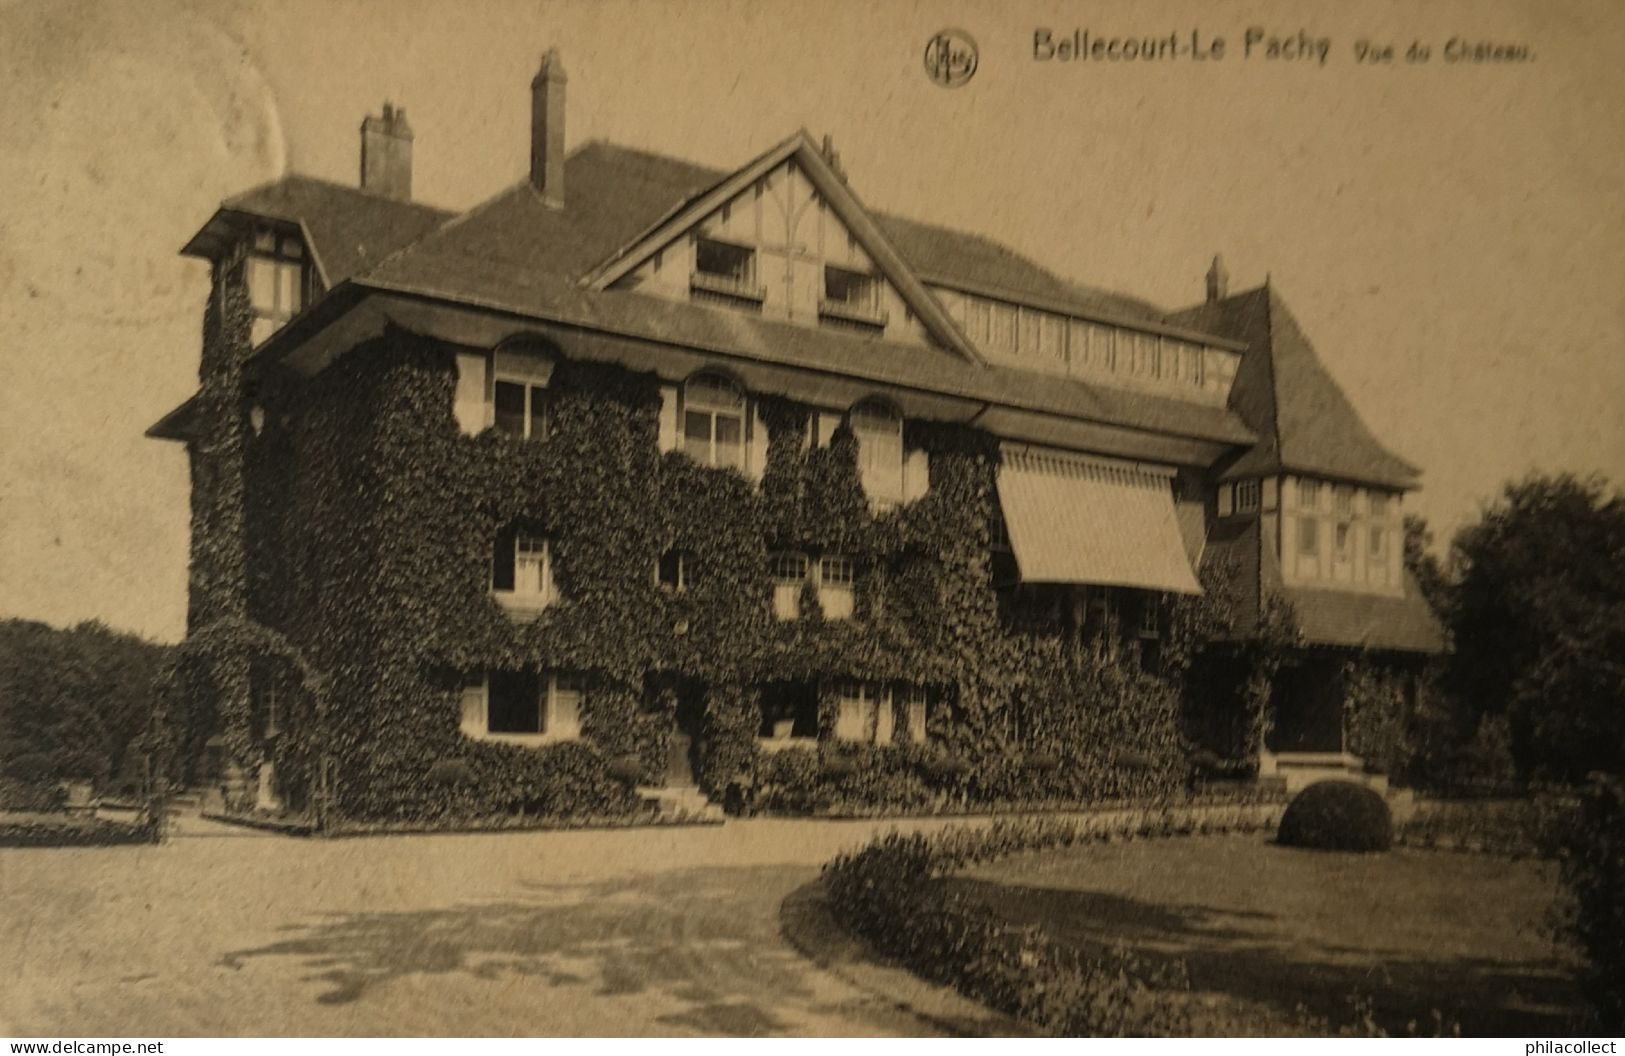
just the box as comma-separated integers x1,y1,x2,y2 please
1549,775,1625,1030
1277,780,1393,852
0,777,65,813
0,814,159,848
823,821,1196,1036
604,753,645,784
424,758,474,787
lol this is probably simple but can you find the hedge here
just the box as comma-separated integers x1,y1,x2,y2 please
821,808,1279,1036
0,814,160,848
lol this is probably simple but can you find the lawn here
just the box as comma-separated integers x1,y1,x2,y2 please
949,834,1583,1036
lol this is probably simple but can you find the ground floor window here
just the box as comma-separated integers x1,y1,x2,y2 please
460,670,585,743
830,680,931,744
758,680,818,746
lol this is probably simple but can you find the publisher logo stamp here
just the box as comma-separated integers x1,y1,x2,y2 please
924,29,978,87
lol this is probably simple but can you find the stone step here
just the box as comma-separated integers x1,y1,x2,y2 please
637,785,726,823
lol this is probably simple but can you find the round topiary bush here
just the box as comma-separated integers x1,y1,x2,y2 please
1277,779,1393,852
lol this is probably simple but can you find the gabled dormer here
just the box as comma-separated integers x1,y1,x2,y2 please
585,132,979,360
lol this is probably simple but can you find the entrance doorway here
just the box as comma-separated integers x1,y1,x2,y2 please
651,676,707,788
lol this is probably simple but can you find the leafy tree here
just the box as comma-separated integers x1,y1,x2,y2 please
1402,513,1452,617
0,618,171,801
1444,473,1625,781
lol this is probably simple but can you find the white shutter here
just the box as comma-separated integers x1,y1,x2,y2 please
874,690,895,745
903,449,930,502
815,411,840,447
834,696,866,741
658,385,680,453
459,677,487,736
453,353,488,435
746,402,769,482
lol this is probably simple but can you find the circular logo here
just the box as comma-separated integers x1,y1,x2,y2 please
924,29,978,88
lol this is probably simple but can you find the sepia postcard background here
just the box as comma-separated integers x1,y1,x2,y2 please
1,0,1621,646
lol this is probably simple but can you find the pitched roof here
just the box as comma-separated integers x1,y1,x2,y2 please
872,212,1165,324
163,141,1255,446
583,132,981,361
182,175,454,285
1282,579,1447,654
1199,513,1445,654
344,141,1254,445
1167,286,1420,490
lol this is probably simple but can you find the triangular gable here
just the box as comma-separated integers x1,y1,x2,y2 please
583,131,981,363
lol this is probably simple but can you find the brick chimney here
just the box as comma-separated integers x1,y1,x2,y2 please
1205,254,1229,303
530,49,567,208
360,102,413,201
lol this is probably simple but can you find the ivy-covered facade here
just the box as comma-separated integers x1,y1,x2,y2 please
148,55,1443,825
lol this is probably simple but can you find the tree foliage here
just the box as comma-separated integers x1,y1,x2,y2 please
0,618,172,803
1444,473,1625,781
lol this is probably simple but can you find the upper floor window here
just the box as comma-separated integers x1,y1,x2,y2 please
494,378,548,440
818,555,856,620
769,552,809,620
1297,517,1319,556
246,226,314,345
850,401,904,507
682,374,747,470
657,548,692,591
768,551,854,620
691,238,763,309
1235,479,1261,512
820,266,887,331
1369,492,1392,519
1334,484,1356,518
492,528,556,613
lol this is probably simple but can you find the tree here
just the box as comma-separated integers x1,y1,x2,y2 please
1402,513,1452,617
1444,473,1625,781
0,618,171,802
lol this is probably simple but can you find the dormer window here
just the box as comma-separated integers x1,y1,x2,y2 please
681,374,746,470
850,401,905,508
820,266,888,332
493,378,548,440
246,225,314,345
691,238,763,308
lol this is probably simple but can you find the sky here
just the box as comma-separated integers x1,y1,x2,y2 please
1,0,1622,643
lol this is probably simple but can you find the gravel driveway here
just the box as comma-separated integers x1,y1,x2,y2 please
1,816,962,1037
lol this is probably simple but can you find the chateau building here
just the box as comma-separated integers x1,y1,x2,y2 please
148,51,1442,821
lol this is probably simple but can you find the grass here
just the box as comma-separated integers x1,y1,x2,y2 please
949,834,1583,1036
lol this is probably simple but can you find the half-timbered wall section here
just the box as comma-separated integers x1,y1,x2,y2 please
613,158,934,347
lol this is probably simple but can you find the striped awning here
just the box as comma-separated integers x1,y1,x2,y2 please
995,446,1203,595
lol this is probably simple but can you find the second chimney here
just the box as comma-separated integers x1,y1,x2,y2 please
531,49,567,208
1205,254,1229,303
361,102,413,201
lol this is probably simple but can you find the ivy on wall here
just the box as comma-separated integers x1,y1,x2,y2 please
166,235,1305,825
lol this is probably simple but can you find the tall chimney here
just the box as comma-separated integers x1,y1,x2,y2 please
1205,254,1229,303
360,102,413,201
530,49,567,208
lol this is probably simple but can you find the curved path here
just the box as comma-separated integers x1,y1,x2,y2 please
1,817,972,1037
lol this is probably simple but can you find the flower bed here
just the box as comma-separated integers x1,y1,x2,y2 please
0,812,160,848
821,805,1280,1036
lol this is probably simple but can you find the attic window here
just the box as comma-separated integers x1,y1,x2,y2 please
691,238,763,308
820,266,888,332
246,225,315,345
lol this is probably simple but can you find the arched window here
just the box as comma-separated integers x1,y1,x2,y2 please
682,374,746,470
850,400,904,506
